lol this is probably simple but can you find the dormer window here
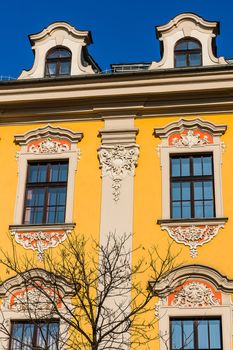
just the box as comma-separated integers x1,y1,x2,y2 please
45,47,71,77
174,38,202,68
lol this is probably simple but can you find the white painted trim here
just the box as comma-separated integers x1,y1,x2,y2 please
155,119,226,220
159,143,224,219
13,125,83,226
14,151,79,225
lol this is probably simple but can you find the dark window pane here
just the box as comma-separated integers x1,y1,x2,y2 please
57,188,66,205
209,319,221,349
26,188,45,206
181,158,190,176
188,41,201,50
171,320,182,349
189,53,202,66
33,207,44,224
48,322,59,349
193,157,202,176
172,183,181,200
182,201,191,218
28,164,39,183
183,320,194,349
182,182,191,200
56,207,66,223
60,61,71,75
47,207,56,224
38,164,47,182
59,163,68,181
22,323,34,348
194,200,204,218
172,158,180,177
203,156,212,175
46,63,57,76
204,181,213,200
204,200,214,218
176,41,189,50
48,48,71,59
175,53,187,67
194,182,203,200
172,202,181,218
50,164,59,182
198,320,209,349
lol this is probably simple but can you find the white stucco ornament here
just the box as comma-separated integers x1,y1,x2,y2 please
11,230,71,261
172,130,209,148
29,137,70,154
98,145,139,201
171,282,220,307
9,288,55,312
162,225,224,257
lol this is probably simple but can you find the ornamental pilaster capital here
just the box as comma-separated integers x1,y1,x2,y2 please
98,144,139,201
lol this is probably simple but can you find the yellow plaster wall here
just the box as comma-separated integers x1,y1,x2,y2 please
0,120,103,277
133,114,233,349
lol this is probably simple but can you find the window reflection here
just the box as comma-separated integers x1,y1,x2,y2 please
10,321,59,350
171,155,214,219
174,38,202,68
45,47,71,77
171,318,222,350
24,161,68,224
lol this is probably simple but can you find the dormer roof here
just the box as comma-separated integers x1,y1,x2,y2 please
18,21,100,79
150,13,226,70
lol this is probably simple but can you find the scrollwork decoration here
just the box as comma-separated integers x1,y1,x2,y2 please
162,225,224,257
98,145,139,202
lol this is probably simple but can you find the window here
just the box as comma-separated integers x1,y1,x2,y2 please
23,161,68,225
170,318,222,350
170,154,215,219
45,47,71,77
174,38,202,68
10,320,59,350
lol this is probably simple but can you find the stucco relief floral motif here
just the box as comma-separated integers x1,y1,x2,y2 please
98,145,139,201
171,282,221,307
2,286,61,313
162,225,224,257
11,230,71,261
29,137,70,154
171,130,209,148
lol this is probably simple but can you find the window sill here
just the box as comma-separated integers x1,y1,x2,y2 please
9,223,76,232
157,217,228,226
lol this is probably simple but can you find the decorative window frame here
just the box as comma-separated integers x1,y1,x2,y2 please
10,124,83,259
150,265,233,350
0,269,74,350
154,118,228,257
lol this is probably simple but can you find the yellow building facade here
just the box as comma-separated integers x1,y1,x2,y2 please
0,12,232,350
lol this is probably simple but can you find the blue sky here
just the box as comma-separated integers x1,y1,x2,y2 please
1,0,233,78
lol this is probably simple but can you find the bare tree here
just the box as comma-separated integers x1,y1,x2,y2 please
0,232,180,350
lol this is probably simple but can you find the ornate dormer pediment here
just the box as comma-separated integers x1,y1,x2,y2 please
150,13,226,70
18,21,99,79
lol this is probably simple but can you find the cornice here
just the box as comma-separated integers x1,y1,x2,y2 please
29,21,92,44
150,264,233,295
0,268,75,297
1,67,233,122
14,124,83,145
156,12,219,37
154,118,227,138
